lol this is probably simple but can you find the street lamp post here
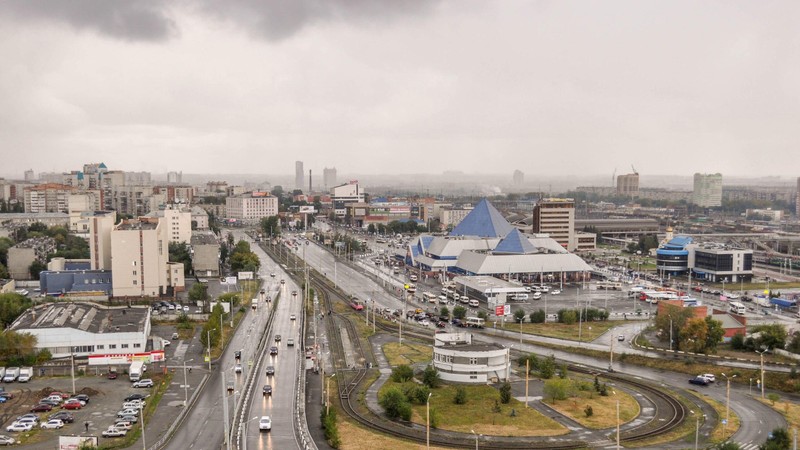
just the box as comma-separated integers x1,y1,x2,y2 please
506,344,514,382
756,348,767,398
721,372,736,437
471,430,480,450
426,392,432,449
207,328,216,371
139,403,147,450
327,373,336,415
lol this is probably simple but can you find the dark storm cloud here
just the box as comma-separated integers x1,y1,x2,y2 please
194,0,440,41
0,0,177,41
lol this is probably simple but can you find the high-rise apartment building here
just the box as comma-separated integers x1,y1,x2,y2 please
295,161,305,191
616,173,639,197
692,173,723,208
88,211,117,270
512,170,524,185
111,217,171,297
147,206,192,244
23,183,76,213
167,171,182,184
24,170,35,181
323,167,337,189
532,198,575,251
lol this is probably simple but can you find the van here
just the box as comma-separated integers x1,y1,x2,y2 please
468,299,479,307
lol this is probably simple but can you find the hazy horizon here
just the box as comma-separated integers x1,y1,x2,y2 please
2,2,798,178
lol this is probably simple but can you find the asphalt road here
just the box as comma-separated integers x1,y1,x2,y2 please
164,232,277,450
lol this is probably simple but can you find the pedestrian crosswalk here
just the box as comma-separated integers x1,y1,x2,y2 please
738,442,759,450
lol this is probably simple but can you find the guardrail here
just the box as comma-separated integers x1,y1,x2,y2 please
292,299,318,450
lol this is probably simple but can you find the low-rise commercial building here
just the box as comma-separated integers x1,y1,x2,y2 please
191,231,220,278
432,332,509,383
7,237,57,280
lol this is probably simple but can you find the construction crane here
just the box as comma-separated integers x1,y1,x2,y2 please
631,164,638,175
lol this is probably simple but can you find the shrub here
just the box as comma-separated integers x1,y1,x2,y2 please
584,405,593,417
391,365,414,383
379,386,412,420
422,365,440,389
454,387,467,405
499,382,512,404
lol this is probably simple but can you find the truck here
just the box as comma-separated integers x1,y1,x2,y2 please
129,361,145,382
17,367,33,383
770,297,797,309
3,367,19,382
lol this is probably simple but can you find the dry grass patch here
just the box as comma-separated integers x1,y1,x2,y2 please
758,397,800,432
506,320,624,341
546,384,640,429
383,342,431,367
337,418,451,450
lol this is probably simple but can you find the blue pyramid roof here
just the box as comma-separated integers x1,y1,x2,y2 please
99,162,107,169
449,199,514,238
493,228,538,255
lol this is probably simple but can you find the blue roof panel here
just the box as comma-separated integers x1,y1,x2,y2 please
449,199,514,238
493,229,538,255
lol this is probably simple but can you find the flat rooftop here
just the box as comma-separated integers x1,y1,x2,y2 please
10,303,149,334
117,221,157,231
191,231,219,245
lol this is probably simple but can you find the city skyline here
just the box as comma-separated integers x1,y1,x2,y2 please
1,1,798,177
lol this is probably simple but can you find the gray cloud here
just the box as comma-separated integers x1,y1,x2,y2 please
193,0,440,41
0,0,177,41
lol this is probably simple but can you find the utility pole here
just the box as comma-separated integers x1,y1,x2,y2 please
525,359,529,408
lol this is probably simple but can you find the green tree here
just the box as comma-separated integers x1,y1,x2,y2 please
188,283,209,302
0,262,8,279
379,386,412,420
260,216,281,237
760,427,790,450
390,365,414,383
680,317,709,353
529,309,546,324
560,310,577,325
367,224,376,234
751,323,788,350
168,242,193,275
539,355,556,379
0,293,32,327
499,382,512,404
29,260,47,280
422,365,440,388
0,329,39,365
453,306,467,320
704,316,725,353
543,378,572,403
440,306,450,318
453,387,467,405
513,309,526,323
654,304,695,350
767,393,780,406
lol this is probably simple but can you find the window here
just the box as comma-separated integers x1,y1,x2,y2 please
133,343,141,348
109,344,117,349
133,270,137,275
133,280,138,285
97,345,104,350
121,344,129,349
469,358,477,365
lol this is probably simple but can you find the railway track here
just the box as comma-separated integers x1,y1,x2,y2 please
270,243,688,448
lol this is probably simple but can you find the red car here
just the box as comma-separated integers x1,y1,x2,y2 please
63,400,82,410
31,403,53,412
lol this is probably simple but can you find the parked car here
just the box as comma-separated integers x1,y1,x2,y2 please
15,414,38,423
102,427,127,438
5,423,32,433
108,371,119,380
113,421,133,431
688,376,710,386
133,379,154,388
124,393,148,402
40,419,64,429
74,394,90,404
262,385,272,396
122,402,143,410
115,415,137,424
117,408,139,417
62,400,83,410
49,412,74,423
30,403,53,413
0,435,15,445
258,416,272,431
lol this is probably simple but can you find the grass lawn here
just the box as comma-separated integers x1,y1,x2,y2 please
381,381,568,437
337,417,452,450
700,393,740,443
546,380,640,429
382,342,431,367
502,320,625,342
759,397,800,434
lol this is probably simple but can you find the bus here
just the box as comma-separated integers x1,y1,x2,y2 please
596,281,622,290
729,301,746,315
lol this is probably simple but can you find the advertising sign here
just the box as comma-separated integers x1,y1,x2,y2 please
224,276,238,285
496,305,510,316
238,272,254,280
298,205,316,214
60,436,99,450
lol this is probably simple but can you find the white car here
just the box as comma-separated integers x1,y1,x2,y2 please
40,419,64,429
0,435,16,445
117,408,139,417
551,289,561,295
700,373,716,383
259,416,272,431
133,379,154,388
122,401,144,410
290,314,296,321
6,422,33,432
102,427,127,437
234,364,243,374
183,306,190,313
162,339,171,347
114,421,133,430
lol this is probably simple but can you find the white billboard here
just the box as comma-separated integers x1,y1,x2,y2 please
238,272,254,280
59,436,99,449
224,276,238,285
298,205,316,214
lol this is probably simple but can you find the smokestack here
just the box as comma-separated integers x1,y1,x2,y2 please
309,169,312,193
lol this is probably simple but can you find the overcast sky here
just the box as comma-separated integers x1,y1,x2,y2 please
1,1,798,180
